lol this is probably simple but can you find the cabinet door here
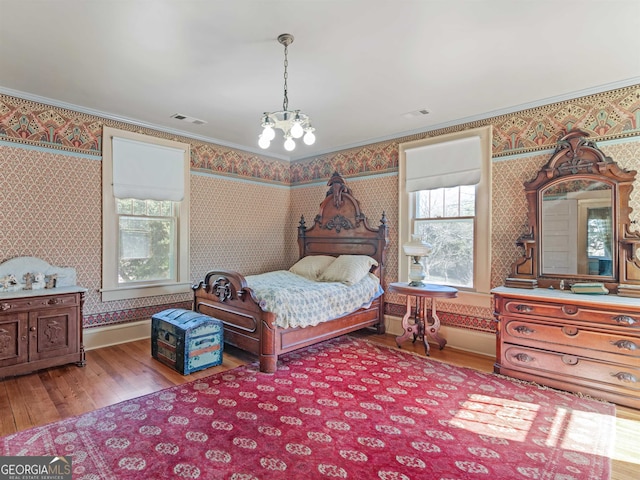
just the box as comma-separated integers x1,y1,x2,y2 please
0,312,28,367
29,307,79,361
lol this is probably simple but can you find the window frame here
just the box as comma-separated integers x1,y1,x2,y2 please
398,126,492,306
101,126,191,301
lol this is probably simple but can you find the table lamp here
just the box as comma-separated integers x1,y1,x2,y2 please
403,234,432,286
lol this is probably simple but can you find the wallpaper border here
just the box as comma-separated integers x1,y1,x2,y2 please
1,84,638,186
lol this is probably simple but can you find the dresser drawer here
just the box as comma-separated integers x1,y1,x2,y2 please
502,298,640,329
503,318,640,361
0,294,79,314
494,289,640,408
503,344,640,395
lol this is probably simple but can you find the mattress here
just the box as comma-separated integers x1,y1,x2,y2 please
245,270,383,329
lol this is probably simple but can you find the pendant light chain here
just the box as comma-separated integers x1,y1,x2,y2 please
282,42,289,112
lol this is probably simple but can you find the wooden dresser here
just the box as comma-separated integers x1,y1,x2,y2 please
0,287,86,378
0,257,86,378
493,286,640,409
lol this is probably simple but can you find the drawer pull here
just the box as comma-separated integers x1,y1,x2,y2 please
611,372,637,384
47,298,61,305
29,326,36,332
613,315,637,326
0,303,10,311
562,305,578,315
513,353,534,363
514,325,535,335
515,305,533,313
562,326,579,337
562,355,579,365
611,340,638,351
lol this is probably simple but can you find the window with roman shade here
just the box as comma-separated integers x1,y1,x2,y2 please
102,126,191,302
399,125,492,305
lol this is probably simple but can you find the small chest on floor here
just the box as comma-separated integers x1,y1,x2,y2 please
151,308,223,375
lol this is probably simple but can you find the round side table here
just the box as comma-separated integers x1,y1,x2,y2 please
388,282,458,355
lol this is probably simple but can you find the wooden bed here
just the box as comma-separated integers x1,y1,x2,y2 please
193,172,389,372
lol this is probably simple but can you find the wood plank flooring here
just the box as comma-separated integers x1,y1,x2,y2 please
1,332,638,479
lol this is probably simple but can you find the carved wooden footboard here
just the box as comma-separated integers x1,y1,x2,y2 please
193,172,389,372
193,270,278,372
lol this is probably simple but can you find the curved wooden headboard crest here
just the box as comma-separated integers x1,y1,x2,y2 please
297,172,389,280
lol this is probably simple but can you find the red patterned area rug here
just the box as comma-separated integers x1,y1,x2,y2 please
2,337,615,479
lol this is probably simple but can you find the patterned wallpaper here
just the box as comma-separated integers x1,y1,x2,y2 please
1,84,639,333
0,146,293,326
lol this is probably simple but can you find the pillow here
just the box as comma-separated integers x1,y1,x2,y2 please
319,255,378,285
289,255,336,281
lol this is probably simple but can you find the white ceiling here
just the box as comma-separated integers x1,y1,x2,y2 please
1,1,639,161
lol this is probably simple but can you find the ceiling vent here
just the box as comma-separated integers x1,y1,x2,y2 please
402,108,430,119
171,113,207,125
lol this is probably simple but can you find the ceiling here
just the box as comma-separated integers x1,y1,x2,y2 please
1,1,639,161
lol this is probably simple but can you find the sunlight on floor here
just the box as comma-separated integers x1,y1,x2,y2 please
452,394,623,464
551,408,616,457
612,417,640,465
450,394,540,442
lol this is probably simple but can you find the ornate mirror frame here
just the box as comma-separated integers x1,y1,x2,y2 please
505,129,640,296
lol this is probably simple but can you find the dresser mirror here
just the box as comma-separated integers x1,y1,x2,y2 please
541,179,613,277
505,129,640,296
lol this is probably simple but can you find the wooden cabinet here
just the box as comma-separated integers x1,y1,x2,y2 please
0,288,86,377
493,286,640,409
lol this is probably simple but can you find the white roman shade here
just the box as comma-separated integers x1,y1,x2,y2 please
405,135,482,191
112,136,186,201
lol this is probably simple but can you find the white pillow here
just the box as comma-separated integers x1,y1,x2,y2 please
289,255,336,281
319,255,378,285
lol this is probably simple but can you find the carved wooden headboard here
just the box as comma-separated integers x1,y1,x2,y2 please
297,172,389,280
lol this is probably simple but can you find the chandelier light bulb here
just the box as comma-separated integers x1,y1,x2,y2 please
303,130,316,146
258,134,270,149
290,121,304,139
262,125,276,141
284,136,296,151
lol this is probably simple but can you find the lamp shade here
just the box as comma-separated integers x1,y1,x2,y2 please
403,234,432,257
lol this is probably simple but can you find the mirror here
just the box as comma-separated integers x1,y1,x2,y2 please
541,179,613,277
506,129,640,295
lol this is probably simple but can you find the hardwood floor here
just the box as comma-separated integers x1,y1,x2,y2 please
1,333,638,479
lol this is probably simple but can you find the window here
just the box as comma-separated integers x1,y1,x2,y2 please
414,185,475,288
586,207,612,259
399,126,492,300
117,198,176,284
102,127,191,301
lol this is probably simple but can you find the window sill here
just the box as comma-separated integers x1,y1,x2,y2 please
101,282,192,302
437,290,492,309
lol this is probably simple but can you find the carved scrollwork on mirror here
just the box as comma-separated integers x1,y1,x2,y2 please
505,129,640,296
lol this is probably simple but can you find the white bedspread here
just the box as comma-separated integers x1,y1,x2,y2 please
245,270,383,329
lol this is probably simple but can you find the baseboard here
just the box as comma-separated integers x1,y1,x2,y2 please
83,315,495,357
384,314,496,358
83,319,151,351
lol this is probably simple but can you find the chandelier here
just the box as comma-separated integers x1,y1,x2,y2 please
258,33,316,152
